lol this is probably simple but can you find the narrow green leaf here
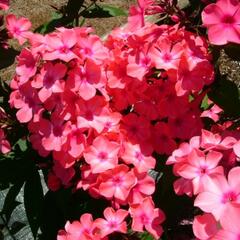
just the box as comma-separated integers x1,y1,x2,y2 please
34,12,63,34
101,5,128,17
1,183,23,223
208,77,240,117
139,232,154,240
24,169,44,239
10,221,26,235
82,4,127,18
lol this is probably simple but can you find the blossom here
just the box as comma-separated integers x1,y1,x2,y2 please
129,197,165,239
94,207,128,237
99,164,137,202
34,62,66,103
121,141,155,173
43,28,77,62
194,167,240,220
16,49,37,85
84,136,120,174
176,149,223,194
9,82,43,123
57,213,101,240
202,0,240,45
6,14,31,44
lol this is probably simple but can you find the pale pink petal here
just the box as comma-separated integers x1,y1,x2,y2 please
16,106,32,123
205,151,223,169
220,204,240,234
228,167,240,193
193,213,218,240
207,24,229,45
233,140,240,157
194,192,223,220
202,4,224,26
214,230,237,240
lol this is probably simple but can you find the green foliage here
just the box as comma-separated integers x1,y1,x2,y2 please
24,169,44,238
0,143,45,239
201,94,210,110
34,0,127,34
82,4,127,18
138,232,154,240
208,75,240,117
1,183,23,223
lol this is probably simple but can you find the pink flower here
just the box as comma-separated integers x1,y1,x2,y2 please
194,167,240,220
201,104,223,122
63,124,86,159
173,177,193,197
43,28,77,62
128,170,155,204
214,204,240,239
202,0,240,45
57,213,101,240
129,197,165,239
76,96,108,133
0,0,9,10
99,164,137,202
149,39,183,71
0,129,11,154
94,207,128,237
66,58,102,101
34,62,66,103
6,14,32,45
9,82,42,123
16,49,37,85
176,149,223,194
84,136,120,174
53,161,75,186
121,141,155,173
40,117,67,152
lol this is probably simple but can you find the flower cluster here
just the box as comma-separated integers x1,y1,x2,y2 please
8,0,238,239
168,127,240,239
58,198,165,240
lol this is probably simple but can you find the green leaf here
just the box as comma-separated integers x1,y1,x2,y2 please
10,221,26,235
139,232,154,240
1,183,23,223
82,4,127,18
101,5,128,17
24,169,44,239
16,139,28,152
208,77,240,117
34,13,63,34
201,94,210,110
